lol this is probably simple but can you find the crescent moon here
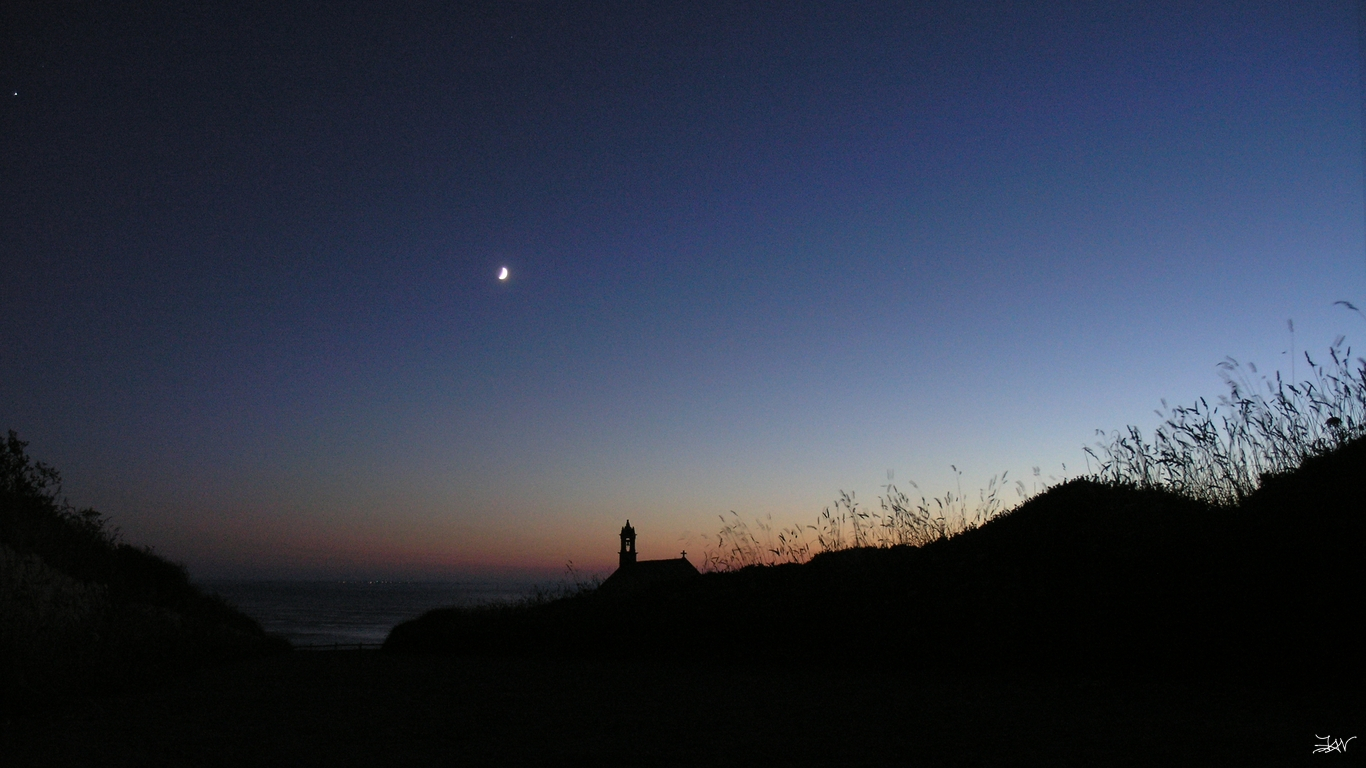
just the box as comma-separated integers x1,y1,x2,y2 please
498,267,508,280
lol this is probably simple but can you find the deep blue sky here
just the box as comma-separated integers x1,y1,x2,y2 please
3,1,1363,579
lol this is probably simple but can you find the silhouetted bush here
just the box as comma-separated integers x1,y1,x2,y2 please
0,431,288,716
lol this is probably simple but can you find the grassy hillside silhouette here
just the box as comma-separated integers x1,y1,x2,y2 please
387,348,1364,688
4,348,1360,766
0,431,287,716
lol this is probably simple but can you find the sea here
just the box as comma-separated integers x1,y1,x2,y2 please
199,580,540,647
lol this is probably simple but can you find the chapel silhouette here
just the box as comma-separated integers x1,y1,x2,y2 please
599,520,698,591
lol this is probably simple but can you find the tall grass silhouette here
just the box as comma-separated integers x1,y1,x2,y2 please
703,338,1366,570
700,472,1018,571
1086,340,1365,505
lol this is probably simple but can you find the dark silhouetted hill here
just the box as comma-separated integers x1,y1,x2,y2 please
0,431,287,716
386,436,1363,688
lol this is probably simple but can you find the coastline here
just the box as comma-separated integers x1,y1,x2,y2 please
197,580,540,647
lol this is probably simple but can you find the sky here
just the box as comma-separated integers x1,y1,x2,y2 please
3,1,1363,581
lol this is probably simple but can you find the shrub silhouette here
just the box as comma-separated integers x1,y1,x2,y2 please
0,431,285,715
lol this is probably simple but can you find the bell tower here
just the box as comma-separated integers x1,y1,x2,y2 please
619,520,637,569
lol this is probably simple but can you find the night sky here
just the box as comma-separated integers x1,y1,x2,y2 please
3,1,1363,579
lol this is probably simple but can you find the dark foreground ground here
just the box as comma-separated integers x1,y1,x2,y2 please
3,650,1360,767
